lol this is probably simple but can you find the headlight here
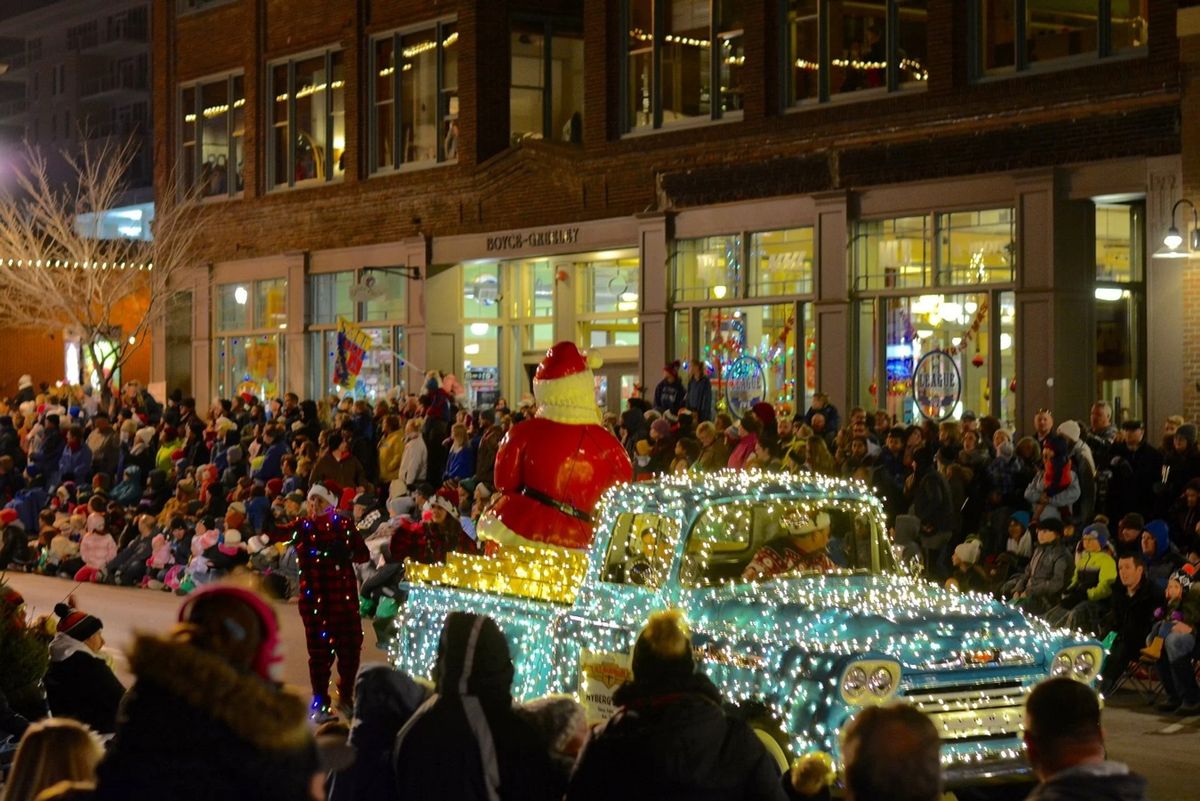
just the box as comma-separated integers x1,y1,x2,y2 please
1051,646,1102,682
841,660,900,705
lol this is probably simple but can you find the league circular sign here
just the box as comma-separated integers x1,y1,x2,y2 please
725,356,766,418
912,350,961,422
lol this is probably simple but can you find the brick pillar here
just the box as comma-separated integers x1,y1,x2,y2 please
1179,7,1200,423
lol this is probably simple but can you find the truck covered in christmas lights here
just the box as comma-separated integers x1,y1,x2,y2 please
383,470,1103,786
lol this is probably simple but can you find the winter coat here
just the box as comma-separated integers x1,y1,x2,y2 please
1024,763,1148,801
58,442,93,485
696,438,730,473
1104,577,1161,653
685,375,714,422
473,427,503,487
86,428,120,476
33,427,65,481
109,466,143,506
910,469,956,536
1108,442,1163,521
309,451,367,492
107,534,154,585
397,434,428,492
393,612,563,801
566,672,787,801
0,424,26,471
1024,470,1082,521
653,378,685,414
79,531,118,570
1065,549,1117,603
254,440,289,483
443,444,476,481
95,634,316,801
327,666,428,801
1011,540,1073,601
378,430,406,483
44,633,125,734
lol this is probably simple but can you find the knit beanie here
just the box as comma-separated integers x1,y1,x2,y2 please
1177,424,1197,447
631,610,694,684
650,418,672,439
953,539,982,566
1170,565,1196,593
55,603,103,641
1081,523,1110,550
1057,420,1081,443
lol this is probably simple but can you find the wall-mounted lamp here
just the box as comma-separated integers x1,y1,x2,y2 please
1154,198,1200,259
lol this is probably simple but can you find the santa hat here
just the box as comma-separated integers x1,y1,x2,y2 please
535,342,600,382
432,487,460,518
0,508,19,527
339,487,358,511
308,482,338,510
953,539,982,566
55,603,103,641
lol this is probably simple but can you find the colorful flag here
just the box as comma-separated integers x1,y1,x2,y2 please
333,317,371,388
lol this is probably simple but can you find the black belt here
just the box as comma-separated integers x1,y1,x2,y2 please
518,486,593,523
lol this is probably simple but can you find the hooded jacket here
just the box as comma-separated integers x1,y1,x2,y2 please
44,632,125,734
566,671,786,801
1025,762,1148,801
1141,520,1184,592
393,612,562,801
109,465,143,506
95,634,316,801
328,666,429,801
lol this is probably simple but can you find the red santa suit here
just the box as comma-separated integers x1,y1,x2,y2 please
478,342,633,550
283,482,368,716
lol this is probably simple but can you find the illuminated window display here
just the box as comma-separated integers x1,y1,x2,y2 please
854,209,1016,425
1094,201,1144,421
673,228,817,414
267,49,346,188
975,0,1147,76
215,279,288,398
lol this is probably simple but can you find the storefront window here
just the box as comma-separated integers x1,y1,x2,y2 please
750,227,814,296
370,20,458,172
217,283,251,332
510,17,584,145
786,0,927,105
308,272,354,325
463,263,502,319
256,279,288,330
308,326,405,401
854,209,1014,291
215,334,282,400
179,73,244,198
698,304,799,415
1094,201,1144,422
673,234,743,302
975,1,1145,76
622,0,744,132
854,216,931,291
363,270,408,322
268,49,346,188
578,252,640,350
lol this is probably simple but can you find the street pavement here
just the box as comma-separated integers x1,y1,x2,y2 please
6,572,1199,801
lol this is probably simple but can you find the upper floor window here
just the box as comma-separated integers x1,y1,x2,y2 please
974,1,1147,76
370,20,459,174
852,208,1015,292
622,0,744,133
179,0,238,13
787,0,928,106
180,73,245,199
510,16,584,145
268,49,346,190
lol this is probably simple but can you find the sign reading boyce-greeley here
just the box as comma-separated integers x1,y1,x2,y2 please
486,227,580,252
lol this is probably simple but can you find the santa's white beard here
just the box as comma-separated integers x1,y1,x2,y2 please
534,371,602,425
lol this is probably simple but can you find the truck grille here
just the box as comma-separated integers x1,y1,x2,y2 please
903,680,1027,742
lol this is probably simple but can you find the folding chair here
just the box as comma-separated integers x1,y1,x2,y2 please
1107,656,1164,703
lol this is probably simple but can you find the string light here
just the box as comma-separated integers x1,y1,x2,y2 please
382,470,1101,779
1,257,153,271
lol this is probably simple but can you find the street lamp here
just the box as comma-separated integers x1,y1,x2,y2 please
1154,198,1200,259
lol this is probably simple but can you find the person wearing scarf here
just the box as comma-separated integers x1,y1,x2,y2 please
1024,434,1080,522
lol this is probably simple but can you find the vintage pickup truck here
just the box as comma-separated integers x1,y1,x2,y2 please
382,470,1103,785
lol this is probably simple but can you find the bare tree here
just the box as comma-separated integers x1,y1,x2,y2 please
0,136,201,400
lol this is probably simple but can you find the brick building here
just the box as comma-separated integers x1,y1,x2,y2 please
152,0,1195,433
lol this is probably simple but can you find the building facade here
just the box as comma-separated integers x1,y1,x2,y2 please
152,0,1196,432
0,0,154,395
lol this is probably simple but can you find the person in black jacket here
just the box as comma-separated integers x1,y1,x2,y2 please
44,603,124,734
393,611,562,801
1099,554,1162,695
95,584,318,801
567,610,787,801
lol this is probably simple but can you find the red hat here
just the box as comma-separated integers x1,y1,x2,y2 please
664,360,681,379
0,508,18,526
339,487,357,511
265,478,284,496
535,342,599,382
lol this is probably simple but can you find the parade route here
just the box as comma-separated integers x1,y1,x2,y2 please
6,572,1198,801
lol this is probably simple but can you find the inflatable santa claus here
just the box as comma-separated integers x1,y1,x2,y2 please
478,342,632,550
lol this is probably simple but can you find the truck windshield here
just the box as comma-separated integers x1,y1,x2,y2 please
680,499,890,587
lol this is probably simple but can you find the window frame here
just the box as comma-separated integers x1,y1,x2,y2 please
368,18,459,175
213,278,289,399
782,0,929,109
178,71,245,201
509,13,585,145
969,0,1148,80
620,0,746,134
266,47,346,191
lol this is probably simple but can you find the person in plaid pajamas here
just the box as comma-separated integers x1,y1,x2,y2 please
286,481,368,717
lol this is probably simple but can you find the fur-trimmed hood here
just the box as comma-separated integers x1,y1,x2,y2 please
127,633,309,751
